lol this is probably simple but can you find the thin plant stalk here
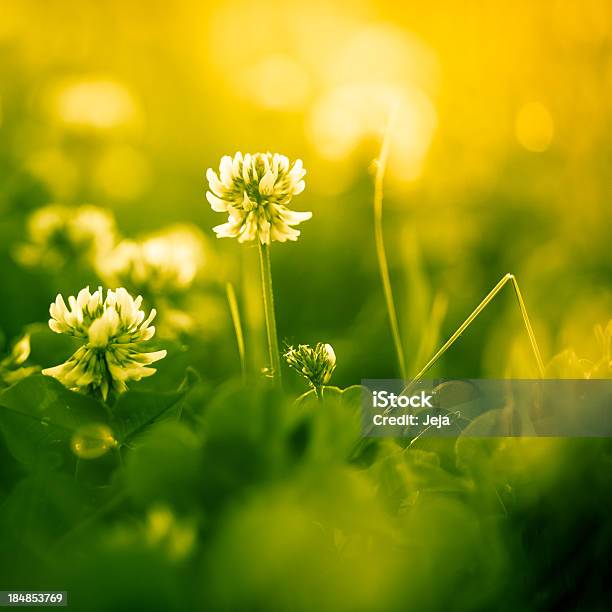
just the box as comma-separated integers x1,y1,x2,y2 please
374,103,407,379
257,241,282,384
403,273,545,395
225,282,247,383
509,275,545,375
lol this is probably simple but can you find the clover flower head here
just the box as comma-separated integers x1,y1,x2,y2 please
284,342,336,390
16,204,117,268
42,286,166,400
98,225,207,294
206,152,311,244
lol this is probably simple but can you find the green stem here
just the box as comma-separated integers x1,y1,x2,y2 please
258,241,282,384
226,282,247,383
314,385,324,402
374,103,407,379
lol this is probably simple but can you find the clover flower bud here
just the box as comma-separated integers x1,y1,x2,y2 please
284,342,336,391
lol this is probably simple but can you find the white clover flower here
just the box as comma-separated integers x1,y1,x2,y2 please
284,342,336,391
206,152,311,244
42,286,166,400
15,204,117,268
98,225,207,294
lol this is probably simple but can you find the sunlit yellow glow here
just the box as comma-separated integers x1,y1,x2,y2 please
94,146,150,201
323,23,439,93
515,102,554,152
242,54,311,110
308,83,436,182
56,79,136,129
304,23,438,183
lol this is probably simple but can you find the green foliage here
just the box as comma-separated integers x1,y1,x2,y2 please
124,421,202,509
0,365,611,610
0,375,105,468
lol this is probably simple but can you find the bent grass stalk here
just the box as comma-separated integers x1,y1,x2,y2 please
374,103,407,379
225,282,246,383
258,241,282,384
402,273,545,396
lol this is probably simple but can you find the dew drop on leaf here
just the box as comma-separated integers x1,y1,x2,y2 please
71,423,117,459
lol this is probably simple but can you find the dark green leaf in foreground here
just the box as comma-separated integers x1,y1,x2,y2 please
124,420,202,509
26,322,82,368
109,389,186,445
290,385,365,464
0,374,106,468
197,383,291,511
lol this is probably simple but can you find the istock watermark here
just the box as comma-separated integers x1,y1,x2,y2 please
372,390,434,409
362,379,612,438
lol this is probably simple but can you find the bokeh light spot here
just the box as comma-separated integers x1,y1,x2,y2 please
243,54,311,110
308,83,436,182
56,79,136,129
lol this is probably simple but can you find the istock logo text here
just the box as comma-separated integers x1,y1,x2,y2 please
372,390,434,409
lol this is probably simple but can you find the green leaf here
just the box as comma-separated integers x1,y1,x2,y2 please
196,383,291,510
124,420,202,508
26,323,82,368
290,385,367,465
0,375,106,468
0,468,102,553
127,340,194,392
110,389,186,445
370,444,468,514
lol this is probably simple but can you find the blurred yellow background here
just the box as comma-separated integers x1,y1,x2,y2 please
1,0,611,383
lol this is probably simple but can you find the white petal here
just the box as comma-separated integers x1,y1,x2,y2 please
280,208,312,225
140,308,157,329
49,319,63,334
206,168,227,195
231,152,243,178
289,159,305,181
219,156,234,185
324,344,336,366
258,219,271,245
278,155,289,171
50,294,68,319
206,191,228,212
271,223,300,242
213,222,239,238
259,171,276,195
143,349,167,364
76,286,91,309
238,212,258,242
242,155,252,183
